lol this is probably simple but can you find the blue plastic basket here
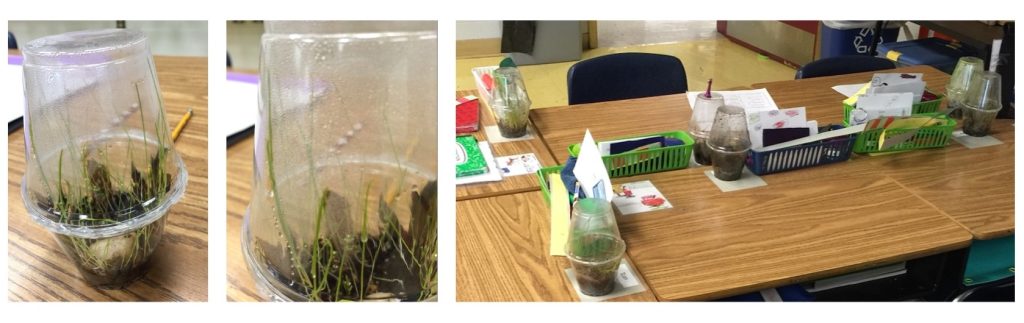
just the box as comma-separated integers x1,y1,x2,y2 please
746,125,858,176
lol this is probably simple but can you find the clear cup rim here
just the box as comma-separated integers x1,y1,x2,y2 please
21,157,188,239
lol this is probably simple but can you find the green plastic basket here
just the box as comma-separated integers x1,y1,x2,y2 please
852,113,957,154
536,165,570,206
842,91,944,126
567,131,695,178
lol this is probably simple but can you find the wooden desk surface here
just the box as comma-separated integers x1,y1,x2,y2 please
531,93,692,164
456,190,657,302
753,65,1015,240
456,90,558,200
614,169,973,301
8,55,209,301
226,136,260,301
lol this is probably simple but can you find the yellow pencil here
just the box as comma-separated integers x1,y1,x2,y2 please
171,108,193,141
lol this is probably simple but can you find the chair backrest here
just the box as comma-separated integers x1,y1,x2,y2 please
795,55,896,79
567,53,687,105
226,52,233,68
8,32,17,50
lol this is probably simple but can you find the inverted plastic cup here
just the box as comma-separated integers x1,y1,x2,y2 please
961,71,1003,137
19,29,188,289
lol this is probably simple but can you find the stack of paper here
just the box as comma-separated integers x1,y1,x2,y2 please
686,88,780,113
842,73,927,126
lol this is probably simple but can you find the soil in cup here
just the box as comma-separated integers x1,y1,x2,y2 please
569,232,624,297
963,108,998,137
692,136,712,166
30,136,176,288
709,144,747,181
251,162,437,301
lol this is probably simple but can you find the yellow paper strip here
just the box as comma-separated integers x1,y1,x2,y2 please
842,83,872,106
549,173,571,256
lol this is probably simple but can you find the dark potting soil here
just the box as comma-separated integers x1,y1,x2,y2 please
52,218,165,289
710,149,747,181
693,137,712,166
963,109,998,137
574,261,619,296
497,122,528,138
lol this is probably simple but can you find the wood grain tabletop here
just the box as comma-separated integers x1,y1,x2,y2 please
612,169,973,301
456,190,657,302
753,65,1014,240
531,93,692,164
456,90,559,201
8,55,209,302
225,135,260,301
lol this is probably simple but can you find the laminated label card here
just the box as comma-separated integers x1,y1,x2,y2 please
495,153,541,177
612,180,672,215
565,260,646,302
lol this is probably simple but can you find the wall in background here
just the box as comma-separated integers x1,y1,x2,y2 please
456,21,502,40
8,21,209,57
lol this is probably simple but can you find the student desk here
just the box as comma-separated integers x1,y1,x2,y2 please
456,90,558,200
612,169,972,301
501,65,1003,301
456,190,658,302
752,66,1015,240
7,55,209,301
225,135,261,301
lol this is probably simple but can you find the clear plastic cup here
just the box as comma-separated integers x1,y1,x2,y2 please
565,199,625,297
19,29,188,289
946,56,984,119
689,92,725,166
242,21,438,302
961,71,1002,137
707,105,751,181
490,66,531,138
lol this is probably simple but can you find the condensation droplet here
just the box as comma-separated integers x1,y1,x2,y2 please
353,122,363,130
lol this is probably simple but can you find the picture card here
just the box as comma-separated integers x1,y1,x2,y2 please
849,93,913,126
495,153,542,177
867,79,926,103
747,107,808,149
564,259,647,302
611,180,673,215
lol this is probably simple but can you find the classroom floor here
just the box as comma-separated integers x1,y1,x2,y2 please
456,21,798,109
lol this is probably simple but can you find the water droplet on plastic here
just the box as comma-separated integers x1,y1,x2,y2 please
337,138,348,146
353,122,363,130
346,130,355,137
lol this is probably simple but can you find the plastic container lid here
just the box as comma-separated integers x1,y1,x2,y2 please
22,163,188,239
23,29,148,67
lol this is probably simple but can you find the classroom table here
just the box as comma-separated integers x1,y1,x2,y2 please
612,168,972,301
7,54,209,301
456,190,658,302
456,90,559,200
485,65,1007,301
752,65,1015,240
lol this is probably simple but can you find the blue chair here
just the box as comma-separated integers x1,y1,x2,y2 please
567,53,687,105
8,32,17,50
795,55,896,79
